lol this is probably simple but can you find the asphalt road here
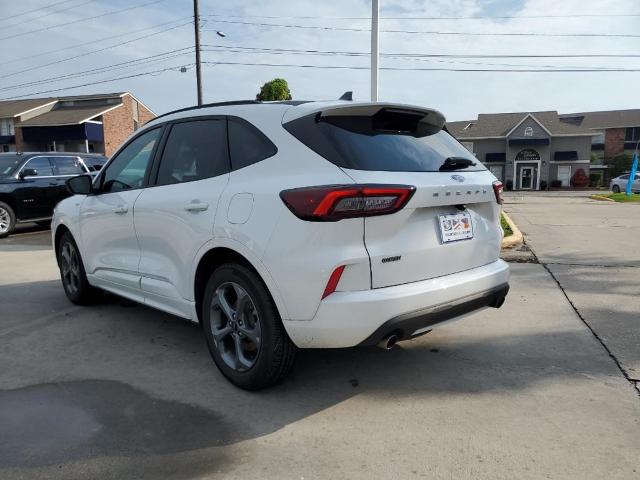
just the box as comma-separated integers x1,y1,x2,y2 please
1,216,639,479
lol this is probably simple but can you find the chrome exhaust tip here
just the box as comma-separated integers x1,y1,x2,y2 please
377,334,399,350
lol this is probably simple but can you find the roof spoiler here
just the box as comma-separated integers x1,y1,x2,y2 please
317,103,446,133
339,91,353,101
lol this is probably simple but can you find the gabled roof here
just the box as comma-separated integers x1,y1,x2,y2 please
0,98,56,118
560,109,640,130
449,111,594,139
17,104,122,126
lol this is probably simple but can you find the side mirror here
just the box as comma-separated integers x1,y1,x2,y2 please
66,175,93,195
19,168,38,179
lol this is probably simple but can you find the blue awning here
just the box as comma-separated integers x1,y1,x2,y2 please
21,123,104,143
485,152,506,162
554,151,578,161
508,138,550,146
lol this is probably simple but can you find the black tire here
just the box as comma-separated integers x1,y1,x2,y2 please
56,231,102,305
202,263,296,390
612,184,620,193
0,201,16,239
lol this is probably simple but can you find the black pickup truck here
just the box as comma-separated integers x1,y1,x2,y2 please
0,152,107,238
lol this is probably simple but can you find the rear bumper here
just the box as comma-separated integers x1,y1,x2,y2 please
284,259,510,348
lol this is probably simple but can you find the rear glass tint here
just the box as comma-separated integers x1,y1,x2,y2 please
284,110,485,172
228,118,277,171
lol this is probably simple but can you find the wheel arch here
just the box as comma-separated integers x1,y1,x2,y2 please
53,224,72,264
0,194,17,214
193,243,289,325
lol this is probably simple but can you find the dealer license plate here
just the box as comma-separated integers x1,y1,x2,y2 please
438,212,473,243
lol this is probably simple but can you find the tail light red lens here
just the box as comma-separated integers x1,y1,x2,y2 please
280,184,416,221
492,181,504,205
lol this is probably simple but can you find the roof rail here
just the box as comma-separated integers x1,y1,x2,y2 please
152,100,260,121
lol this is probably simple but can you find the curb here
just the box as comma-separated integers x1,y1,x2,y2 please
501,211,523,249
589,194,615,202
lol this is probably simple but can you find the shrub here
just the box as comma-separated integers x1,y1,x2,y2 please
611,153,632,177
505,179,513,191
589,173,602,187
540,180,548,190
570,168,589,187
550,180,562,188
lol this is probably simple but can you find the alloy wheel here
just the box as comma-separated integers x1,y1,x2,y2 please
210,281,262,372
60,242,81,295
0,207,9,234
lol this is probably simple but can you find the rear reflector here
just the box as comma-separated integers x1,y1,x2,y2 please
280,184,415,221
492,181,504,205
322,265,346,299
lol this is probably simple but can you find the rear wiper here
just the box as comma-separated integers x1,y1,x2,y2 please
439,157,477,171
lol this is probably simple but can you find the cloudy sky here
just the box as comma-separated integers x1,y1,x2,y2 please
1,0,638,120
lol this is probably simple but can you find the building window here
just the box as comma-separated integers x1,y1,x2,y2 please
625,126,640,142
0,118,14,136
591,133,604,144
524,127,533,137
460,142,474,153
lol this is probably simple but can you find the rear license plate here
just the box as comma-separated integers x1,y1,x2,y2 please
438,212,473,243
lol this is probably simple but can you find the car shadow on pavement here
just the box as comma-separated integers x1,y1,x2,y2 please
0,270,630,478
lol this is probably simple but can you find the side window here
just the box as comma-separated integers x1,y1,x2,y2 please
156,119,228,186
23,157,54,176
228,118,277,170
101,128,161,193
51,156,85,175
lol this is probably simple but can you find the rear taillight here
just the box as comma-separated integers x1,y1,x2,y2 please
492,181,504,205
280,184,416,221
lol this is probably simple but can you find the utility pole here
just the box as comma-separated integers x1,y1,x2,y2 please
193,0,203,105
370,0,379,102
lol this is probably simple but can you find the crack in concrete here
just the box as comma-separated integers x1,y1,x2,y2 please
523,240,640,398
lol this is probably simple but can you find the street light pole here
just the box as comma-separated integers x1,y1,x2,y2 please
193,0,203,105
370,0,379,102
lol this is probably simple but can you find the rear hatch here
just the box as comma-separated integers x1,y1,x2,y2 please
284,103,502,288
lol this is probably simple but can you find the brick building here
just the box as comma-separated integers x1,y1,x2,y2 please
0,92,155,157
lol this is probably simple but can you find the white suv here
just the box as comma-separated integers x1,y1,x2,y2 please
53,99,509,390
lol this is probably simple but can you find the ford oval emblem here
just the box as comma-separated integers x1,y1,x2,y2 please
451,174,465,183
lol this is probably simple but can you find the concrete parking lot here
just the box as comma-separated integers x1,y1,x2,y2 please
1,196,639,479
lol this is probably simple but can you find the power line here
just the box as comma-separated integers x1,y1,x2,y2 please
1,17,192,66
201,44,640,60
201,46,632,70
6,57,640,101
0,20,191,79
1,64,193,100
202,19,640,38
0,0,166,41
204,13,640,20
201,60,640,72
1,0,99,30
0,0,78,23
0,48,194,92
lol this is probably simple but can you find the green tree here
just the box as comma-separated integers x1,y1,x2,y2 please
611,153,632,177
256,78,292,101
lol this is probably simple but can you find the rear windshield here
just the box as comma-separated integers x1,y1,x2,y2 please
284,111,485,172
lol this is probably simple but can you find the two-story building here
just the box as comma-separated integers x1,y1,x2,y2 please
0,92,155,157
559,109,640,184
448,111,595,190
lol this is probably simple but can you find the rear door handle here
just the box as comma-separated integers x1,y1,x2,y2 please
184,202,209,212
113,205,128,214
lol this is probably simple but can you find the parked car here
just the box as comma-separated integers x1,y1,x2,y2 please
52,99,509,389
0,152,108,238
609,173,640,193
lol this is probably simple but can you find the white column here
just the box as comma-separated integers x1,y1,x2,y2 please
85,139,90,153
370,0,379,102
